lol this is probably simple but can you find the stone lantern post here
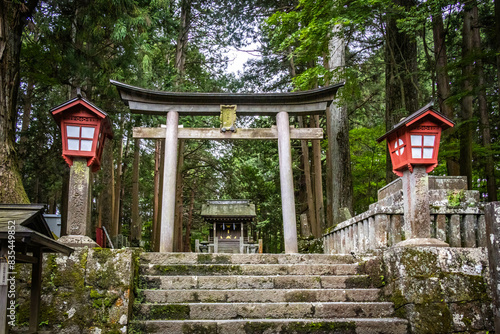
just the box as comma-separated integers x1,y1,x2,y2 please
378,102,454,246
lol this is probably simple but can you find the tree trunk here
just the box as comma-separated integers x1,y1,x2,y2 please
18,77,34,170
0,0,38,204
460,3,474,191
113,117,125,236
326,25,353,226
131,138,141,245
60,169,69,236
100,139,115,238
298,116,317,237
184,185,195,252
496,0,500,120
154,137,165,252
384,0,419,183
311,115,324,234
174,140,185,252
432,8,460,176
471,5,497,201
152,138,161,251
175,0,191,87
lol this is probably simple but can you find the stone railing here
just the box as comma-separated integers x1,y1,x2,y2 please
323,176,485,254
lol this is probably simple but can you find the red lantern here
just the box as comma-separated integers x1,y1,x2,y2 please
377,103,454,176
51,97,113,172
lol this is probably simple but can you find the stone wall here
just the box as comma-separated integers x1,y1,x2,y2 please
13,248,136,334
362,247,493,333
323,176,484,254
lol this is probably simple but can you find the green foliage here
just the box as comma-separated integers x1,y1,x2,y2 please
350,126,386,215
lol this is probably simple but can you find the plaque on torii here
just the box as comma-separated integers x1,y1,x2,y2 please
112,80,344,253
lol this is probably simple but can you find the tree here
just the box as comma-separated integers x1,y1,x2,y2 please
0,0,38,203
384,0,419,183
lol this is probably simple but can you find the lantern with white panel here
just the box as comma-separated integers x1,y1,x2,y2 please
378,102,454,247
51,97,113,172
51,96,113,247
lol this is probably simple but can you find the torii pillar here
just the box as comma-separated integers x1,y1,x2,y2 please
160,111,179,253
277,111,298,253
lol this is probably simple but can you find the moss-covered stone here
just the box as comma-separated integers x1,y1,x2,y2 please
285,291,316,302
182,323,217,333
412,302,453,333
280,321,357,333
153,264,242,275
344,275,371,289
243,321,275,333
134,304,190,320
13,249,134,333
197,254,231,264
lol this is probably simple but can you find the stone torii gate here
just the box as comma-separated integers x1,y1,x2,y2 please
112,80,343,253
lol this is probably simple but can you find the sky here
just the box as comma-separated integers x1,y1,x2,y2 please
225,46,260,75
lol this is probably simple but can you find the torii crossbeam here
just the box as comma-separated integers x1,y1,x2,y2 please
112,80,343,253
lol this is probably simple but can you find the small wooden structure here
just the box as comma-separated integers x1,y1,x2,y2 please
199,200,256,253
0,204,73,334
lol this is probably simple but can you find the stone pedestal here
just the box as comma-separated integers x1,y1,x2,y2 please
59,158,98,248
396,165,448,248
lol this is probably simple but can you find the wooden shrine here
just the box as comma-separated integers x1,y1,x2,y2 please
0,204,73,334
200,200,256,253
112,80,343,253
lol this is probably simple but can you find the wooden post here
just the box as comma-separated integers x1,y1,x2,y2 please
277,111,298,253
0,242,8,334
160,111,179,252
29,248,43,333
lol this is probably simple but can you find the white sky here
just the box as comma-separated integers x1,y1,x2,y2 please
225,45,260,75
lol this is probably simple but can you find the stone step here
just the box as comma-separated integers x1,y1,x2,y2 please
141,274,372,290
140,252,356,265
129,318,408,334
138,288,381,304
133,302,395,321
140,263,359,276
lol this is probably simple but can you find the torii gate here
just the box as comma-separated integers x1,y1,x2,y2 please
112,80,343,253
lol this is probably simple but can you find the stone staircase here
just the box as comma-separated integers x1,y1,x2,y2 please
130,253,408,333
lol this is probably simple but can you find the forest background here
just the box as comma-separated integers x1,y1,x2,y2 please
0,0,498,253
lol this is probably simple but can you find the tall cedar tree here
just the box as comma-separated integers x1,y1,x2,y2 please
0,0,38,203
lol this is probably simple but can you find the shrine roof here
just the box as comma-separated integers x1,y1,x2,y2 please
0,204,73,257
201,200,256,218
377,102,455,143
111,80,344,116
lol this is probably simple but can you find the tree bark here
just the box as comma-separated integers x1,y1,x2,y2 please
100,139,115,238
174,140,185,252
311,115,324,233
131,138,142,245
384,0,419,183
432,8,460,176
471,5,497,201
184,185,195,252
298,116,317,237
112,117,125,237
0,0,38,203
18,77,34,170
460,3,474,191
175,0,191,87
152,138,161,251
326,25,353,226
